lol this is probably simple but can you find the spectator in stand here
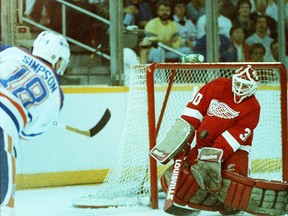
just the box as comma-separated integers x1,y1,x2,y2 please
248,43,265,62
230,25,250,61
222,0,239,20
245,15,273,61
250,0,277,40
172,1,197,53
123,0,153,29
144,0,191,62
144,0,159,18
194,24,237,62
185,0,206,25
232,0,255,39
196,0,232,39
265,40,279,62
266,0,278,21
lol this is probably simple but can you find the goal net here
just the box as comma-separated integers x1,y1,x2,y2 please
73,62,287,209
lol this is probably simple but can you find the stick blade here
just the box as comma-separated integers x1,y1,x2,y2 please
164,203,200,215
163,152,200,215
89,109,111,137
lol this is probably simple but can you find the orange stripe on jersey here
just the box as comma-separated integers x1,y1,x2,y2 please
7,135,13,154
8,135,16,208
0,92,27,127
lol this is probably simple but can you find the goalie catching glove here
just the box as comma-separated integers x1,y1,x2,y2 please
150,118,194,164
191,147,223,192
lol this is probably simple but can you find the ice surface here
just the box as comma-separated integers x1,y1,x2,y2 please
15,184,287,216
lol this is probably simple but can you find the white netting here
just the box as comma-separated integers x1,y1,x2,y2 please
73,63,286,207
74,65,153,207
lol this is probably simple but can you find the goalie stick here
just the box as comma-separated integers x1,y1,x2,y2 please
164,152,193,215
163,86,201,215
53,109,111,137
163,152,201,215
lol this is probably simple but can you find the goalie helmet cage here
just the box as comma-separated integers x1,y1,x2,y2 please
73,62,287,210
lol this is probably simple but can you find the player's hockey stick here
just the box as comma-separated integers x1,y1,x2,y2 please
53,109,111,137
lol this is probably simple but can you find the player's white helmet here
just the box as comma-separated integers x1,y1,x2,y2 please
32,31,70,75
232,65,260,104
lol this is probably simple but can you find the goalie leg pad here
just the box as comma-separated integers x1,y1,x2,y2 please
161,165,197,206
217,171,288,215
161,164,224,211
150,118,194,164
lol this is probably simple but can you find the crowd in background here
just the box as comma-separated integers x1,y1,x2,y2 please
23,0,288,63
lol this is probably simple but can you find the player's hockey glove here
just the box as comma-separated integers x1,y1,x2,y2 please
191,147,223,192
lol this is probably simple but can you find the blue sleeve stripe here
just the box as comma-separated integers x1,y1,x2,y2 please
21,131,43,138
0,45,12,52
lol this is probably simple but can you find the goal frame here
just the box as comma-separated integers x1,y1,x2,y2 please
146,62,288,209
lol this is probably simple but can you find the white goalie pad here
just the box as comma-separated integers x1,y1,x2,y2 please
150,118,194,164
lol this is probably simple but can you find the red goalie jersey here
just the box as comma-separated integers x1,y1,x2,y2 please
181,77,260,161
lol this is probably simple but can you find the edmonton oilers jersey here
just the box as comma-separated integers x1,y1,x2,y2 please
0,45,64,142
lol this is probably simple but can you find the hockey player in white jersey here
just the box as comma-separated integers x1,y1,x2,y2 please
0,31,70,215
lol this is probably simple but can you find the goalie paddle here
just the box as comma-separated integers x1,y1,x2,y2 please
164,152,197,215
53,109,111,137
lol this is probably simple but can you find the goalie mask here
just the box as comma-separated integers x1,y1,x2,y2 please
232,65,260,104
32,31,70,75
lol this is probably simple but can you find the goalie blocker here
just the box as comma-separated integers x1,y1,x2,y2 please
150,118,194,164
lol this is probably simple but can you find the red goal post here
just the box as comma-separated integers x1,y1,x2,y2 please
146,62,287,208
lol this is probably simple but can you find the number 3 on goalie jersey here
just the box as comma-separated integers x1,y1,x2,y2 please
0,67,48,108
239,128,251,141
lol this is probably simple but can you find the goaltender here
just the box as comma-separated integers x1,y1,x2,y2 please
150,64,288,215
